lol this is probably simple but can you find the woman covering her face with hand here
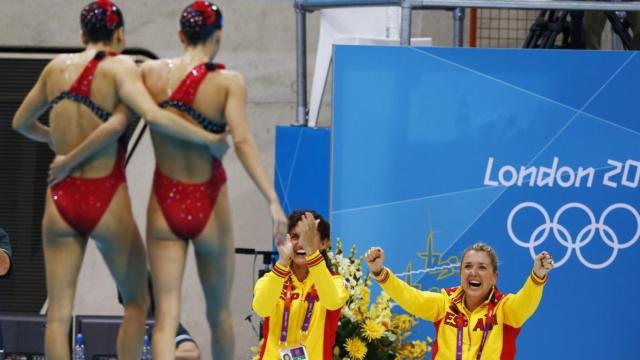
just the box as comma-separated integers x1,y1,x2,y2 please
253,211,348,360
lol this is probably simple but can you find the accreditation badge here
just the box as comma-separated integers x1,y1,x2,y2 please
279,345,309,360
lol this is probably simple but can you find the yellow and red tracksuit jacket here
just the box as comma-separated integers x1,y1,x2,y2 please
375,268,547,360
253,250,348,360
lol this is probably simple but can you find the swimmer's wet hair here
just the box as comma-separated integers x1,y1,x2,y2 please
80,0,124,43
180,1,223,46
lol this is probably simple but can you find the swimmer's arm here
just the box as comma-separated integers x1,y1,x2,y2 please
12,63,52,146
116,58,223,147
47,104,130,185
224,72,287,238
225,73,276,202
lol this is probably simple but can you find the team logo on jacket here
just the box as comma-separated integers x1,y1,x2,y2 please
442,307,498,330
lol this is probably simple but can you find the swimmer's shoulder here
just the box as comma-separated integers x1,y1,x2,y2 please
109,54,138,68
140,58,175,77
46,53,79,73
216,67,245,89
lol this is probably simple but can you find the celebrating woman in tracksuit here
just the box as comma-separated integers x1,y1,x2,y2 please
365,242,554,360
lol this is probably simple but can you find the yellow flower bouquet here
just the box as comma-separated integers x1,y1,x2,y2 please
330,239,432,360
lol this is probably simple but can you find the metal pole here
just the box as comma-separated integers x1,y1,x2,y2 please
452,7,465,46
469,8,478,47
612,26,623,50
408,0,640,11
611,0,623,50
299,0,640,11
401,0,413,45
295,1,308,125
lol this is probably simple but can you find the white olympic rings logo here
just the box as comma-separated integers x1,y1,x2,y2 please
507,202,640,269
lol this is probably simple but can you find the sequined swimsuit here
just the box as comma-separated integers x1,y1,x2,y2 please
153,62,227,240
49,51,127,236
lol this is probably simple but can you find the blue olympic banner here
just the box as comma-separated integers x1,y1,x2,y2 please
331,45,640,359
275,125,331,219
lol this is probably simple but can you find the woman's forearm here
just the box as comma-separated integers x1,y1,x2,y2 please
144,107,217,147
234,136,279,203
307,253,348,310
12,65,51,145
63,120,124,168
14,121,51,144
378,268,444,321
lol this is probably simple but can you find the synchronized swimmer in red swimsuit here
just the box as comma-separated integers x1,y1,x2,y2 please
17,1,288,359
48,51,127,236
153,62,228,241
141,2,287,359
13,1,230,359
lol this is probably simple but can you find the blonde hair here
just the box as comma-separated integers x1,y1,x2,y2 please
461,242,499,273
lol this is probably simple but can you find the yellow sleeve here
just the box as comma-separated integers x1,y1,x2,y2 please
502,271,547,327
306,251,349,310
376,268,446,322
252,262,289,317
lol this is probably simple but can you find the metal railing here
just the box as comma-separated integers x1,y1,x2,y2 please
294,0,640,124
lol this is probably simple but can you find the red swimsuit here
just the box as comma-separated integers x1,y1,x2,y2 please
49,51,126,236
154,63,228,240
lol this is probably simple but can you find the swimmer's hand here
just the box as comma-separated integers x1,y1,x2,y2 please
209,132,230,160
270,201,288,243
48,155,73,186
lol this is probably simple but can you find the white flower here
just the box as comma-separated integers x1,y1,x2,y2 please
341,307,356,321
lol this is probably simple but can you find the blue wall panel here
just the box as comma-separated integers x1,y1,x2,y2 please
275,125,331,219
332,45,640,359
